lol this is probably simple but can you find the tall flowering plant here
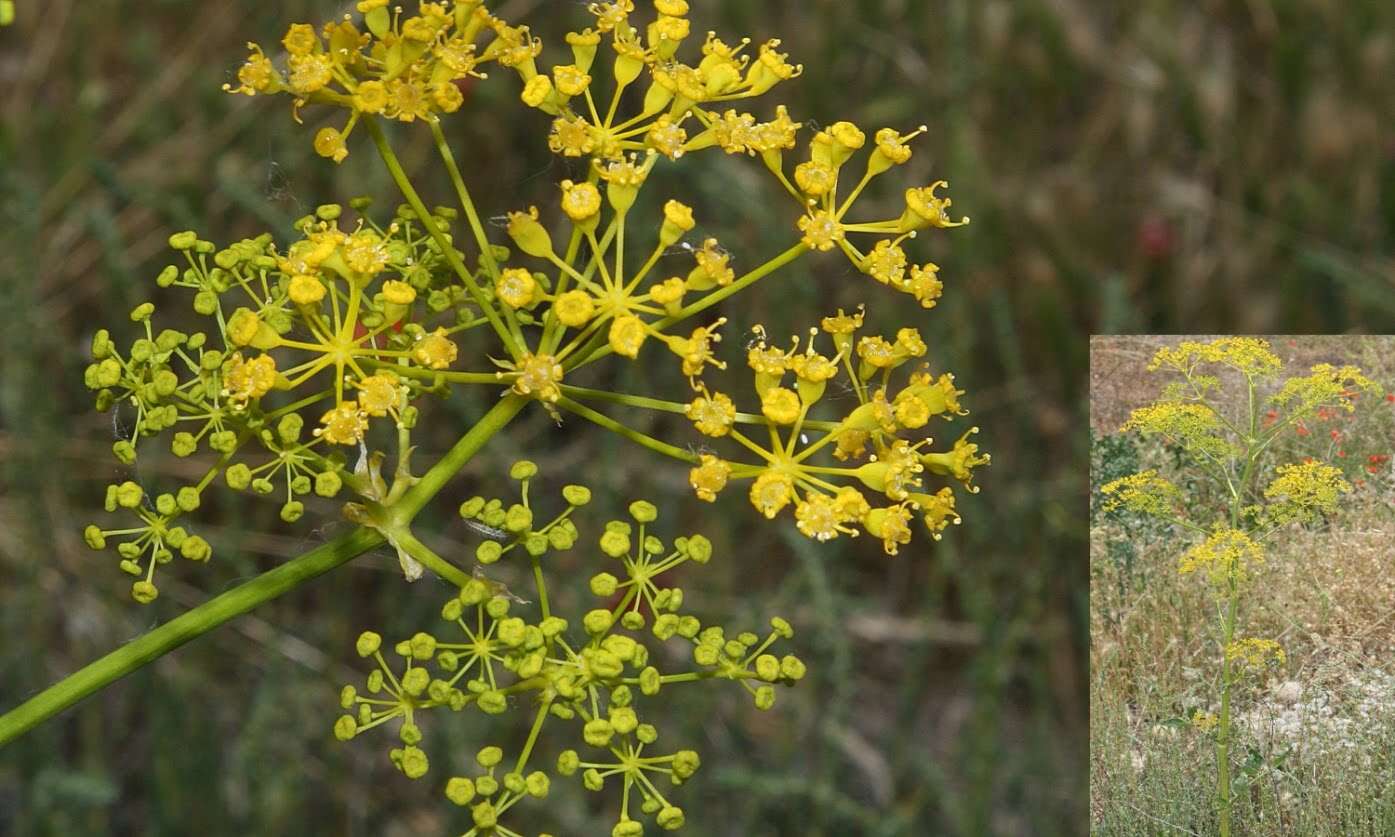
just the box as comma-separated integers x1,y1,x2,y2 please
1,2,987,833
1099,337,1373,837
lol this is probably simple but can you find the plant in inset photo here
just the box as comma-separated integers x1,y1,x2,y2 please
1091,336,1395,836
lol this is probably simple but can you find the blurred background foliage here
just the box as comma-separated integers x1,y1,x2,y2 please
2,0,1394,834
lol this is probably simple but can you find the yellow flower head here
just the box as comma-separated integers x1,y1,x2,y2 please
224,45,281,96
687,391,736,438
317,401,368,446
549,114,597,157
834,429,869,461
1121,401,1234,459
1178,528,1264,587
608,315,648,358
508,352,564,403
1225,638,1286,671
794,161,836,198
553,290,596,327
353,80,389,113
821,308,864,336
908,263,943,308
921,428,989,488
900,181,968,232
917,487,959,537
856,335,898,369
761,387,802,425
283,23,319,57
1261,461,1351,526
648,277,687,309
1099,470,1182,518
344,230,390,275
862,240,907,286
357,372,402,417
689,455,731,502
496,268,540,309
552,64,592,97
663,320,727,382
750,470,796,519
798,210,846,252
222,353,278,406
287,53,333,95
872,126,925,168
412,328,458,370
1148,337,1282,379
560,179,603,224
288,274,327,305
381,280,416,305
646,115,688,160
688,238,734,289
795,492,846,542
864,503,914,556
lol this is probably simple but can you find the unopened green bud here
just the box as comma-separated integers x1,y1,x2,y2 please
445,777,475,806
478,690,508,714
314,470,342,497
628,500,658,522
583,719,614,747
476,541,503,564
225,464,252,491
115,481,143,508
599,529,630,558
176,486,200,512
583,608,614,635
590,572,618,597
168,231,199,250
334,715,357,741
356,631,381,657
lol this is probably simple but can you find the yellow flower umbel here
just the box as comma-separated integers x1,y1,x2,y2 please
224,2,538,162
1224,638,1286,671
1258,461,1350,526
1099,470,1182,518
1178,528,1264,587
672,313,985,555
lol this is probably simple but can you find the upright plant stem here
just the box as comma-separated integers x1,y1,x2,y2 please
0,396,528,747
1217,575,1238,837
0,527,385,747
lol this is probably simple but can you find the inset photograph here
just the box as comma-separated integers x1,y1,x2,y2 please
1090,336,1395,836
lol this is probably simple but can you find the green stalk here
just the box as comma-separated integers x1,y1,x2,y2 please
0,396,527,747
1217,574,1238,837
364,117,520,358
0,527,384,747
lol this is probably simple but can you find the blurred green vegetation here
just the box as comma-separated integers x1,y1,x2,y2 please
0,0,1391,834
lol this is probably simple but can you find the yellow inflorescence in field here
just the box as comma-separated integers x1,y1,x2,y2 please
1259,461,1351,526
1177,528,1265,587
1147,337,1282,378
1121,401,1235,459
1099,469,1182,518
1224,637,1286,670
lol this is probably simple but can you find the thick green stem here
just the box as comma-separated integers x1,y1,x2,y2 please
0,396,527,747
392,395,528,521
0,527,385,748
1217,575,1238,837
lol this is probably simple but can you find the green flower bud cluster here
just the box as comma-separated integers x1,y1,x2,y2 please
335,467,804,836
458,460,589,564
79,200,505,602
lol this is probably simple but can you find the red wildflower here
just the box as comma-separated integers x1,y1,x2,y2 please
1296,423,1310,437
